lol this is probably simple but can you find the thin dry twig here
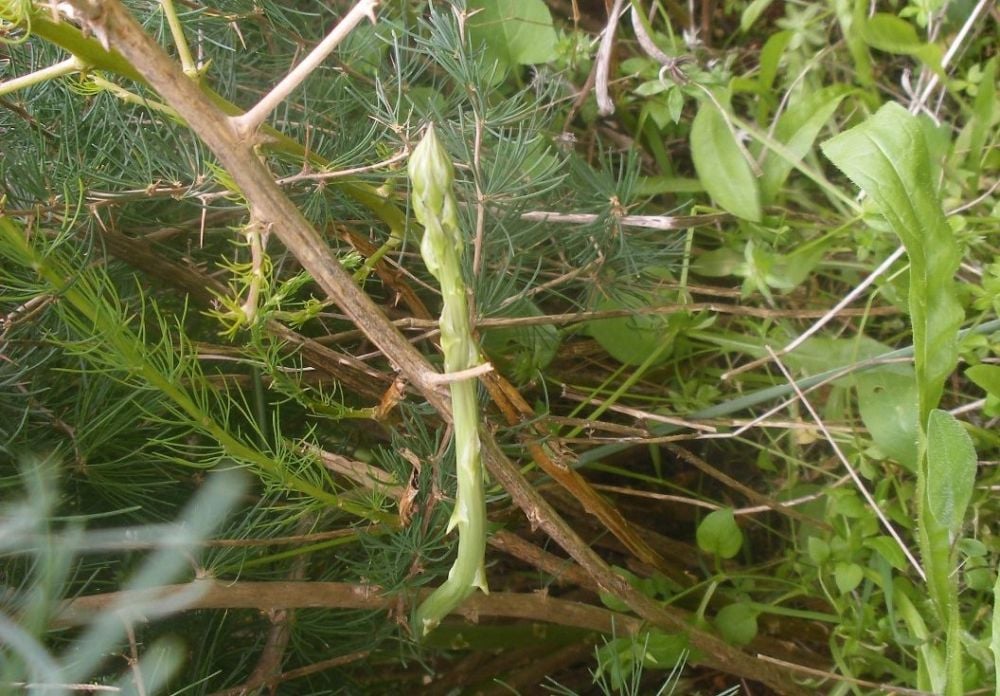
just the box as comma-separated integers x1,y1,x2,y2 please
723,245,907,380
232,0,379,136
3,684,120,693
756,654,942,696
594,0,627,116
232,517,314,695
520,210,727,230
907,0,993,117
208,652,370,696
123,620,147,696
663,443,828,529
488,530,599,593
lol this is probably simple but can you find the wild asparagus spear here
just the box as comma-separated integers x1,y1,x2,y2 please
409,123,488,637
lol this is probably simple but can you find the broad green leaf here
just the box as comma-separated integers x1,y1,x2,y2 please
861,13,942,73
926,409,977,535
714,603,758,646
834,562,864,593
822,102,963,423
861,13,923,53
468,0,557,67
967,364,1000,397
594,631,689,689
696,508,743,559
667,86,684,124
807,536,830,564
690,100,762,222
586,290,677,366
855,367,919,471
760,86,849,202
959,538,988,558
635,176,704,195
783,335,893,377
634,80,668,97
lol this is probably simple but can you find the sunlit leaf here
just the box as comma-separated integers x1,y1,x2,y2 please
822,102,963,423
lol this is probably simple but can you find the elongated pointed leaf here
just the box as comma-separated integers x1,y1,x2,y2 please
821,102,963,422
761,86,849,202
691,101,762,221
926,409,977,535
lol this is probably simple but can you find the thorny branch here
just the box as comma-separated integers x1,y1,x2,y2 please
44,1,806,690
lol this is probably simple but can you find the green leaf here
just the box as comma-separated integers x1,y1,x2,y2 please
967,57,997,184
758,31,792,93
586,290,676,367
691,247,745,278
855,367,919,471
468,0,558,66
861,13,923,53
864,536,908,572
760,86,849,202
861,13,942,72
822,102,963,423
834,562,864,593
634,80,668,96
740,0,776,32
835,0,874,87
991,575,1000,696
635,176,704,195
926,409,977,535
690,100,761,221
640,630,690,668
481,298,560,384
807,536,830,564
696,508,743,559
966,364,1000,398
667,86,684,124
714,603,758,646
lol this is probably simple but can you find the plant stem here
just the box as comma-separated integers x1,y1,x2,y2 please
407,124,488,637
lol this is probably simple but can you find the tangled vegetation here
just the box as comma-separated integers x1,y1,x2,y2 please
1,0,998,693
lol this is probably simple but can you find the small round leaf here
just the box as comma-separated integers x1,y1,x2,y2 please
715,603,759,646
696,508,743,559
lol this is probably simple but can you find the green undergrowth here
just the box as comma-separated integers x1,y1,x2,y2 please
1,0,998,693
